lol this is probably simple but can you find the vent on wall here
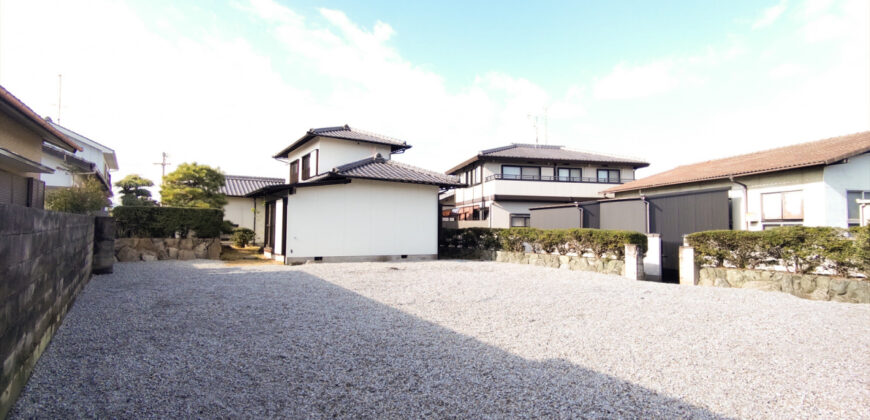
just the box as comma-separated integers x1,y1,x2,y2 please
401,255,408,259
314,256,323,261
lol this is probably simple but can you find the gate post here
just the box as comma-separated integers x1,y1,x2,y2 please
679,245,699,286
623,244,645,280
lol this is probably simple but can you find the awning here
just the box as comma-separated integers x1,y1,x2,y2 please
0,147,54,174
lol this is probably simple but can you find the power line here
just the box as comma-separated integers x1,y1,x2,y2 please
153,152,170,183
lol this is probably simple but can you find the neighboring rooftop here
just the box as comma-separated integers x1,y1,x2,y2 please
446,143,649,174
273,125,411,158
220,175,285,197
331,154,463,187
0,84,81,152
47,120,119,170
605,131,870,194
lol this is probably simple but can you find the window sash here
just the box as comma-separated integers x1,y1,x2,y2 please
301,154,311,181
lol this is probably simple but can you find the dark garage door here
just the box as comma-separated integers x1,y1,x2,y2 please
648,189,730,281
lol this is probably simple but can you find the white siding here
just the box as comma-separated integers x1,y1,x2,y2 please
285,179,437,258
225,197,269,243
274,199,284,256
822,153,870,227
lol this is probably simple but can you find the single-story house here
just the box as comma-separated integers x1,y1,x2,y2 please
219,175,283,244
0,85,81,208
604,131,870,230
249,125,463,264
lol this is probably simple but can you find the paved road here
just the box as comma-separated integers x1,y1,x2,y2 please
10,260,870,419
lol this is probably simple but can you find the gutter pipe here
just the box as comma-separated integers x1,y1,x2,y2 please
729,175,749,230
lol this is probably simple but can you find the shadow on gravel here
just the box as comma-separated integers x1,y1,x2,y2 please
11,262,726,419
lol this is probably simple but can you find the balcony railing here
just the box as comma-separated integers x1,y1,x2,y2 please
485,174,633,184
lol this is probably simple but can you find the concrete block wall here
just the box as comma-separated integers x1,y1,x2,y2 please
0,204,95,417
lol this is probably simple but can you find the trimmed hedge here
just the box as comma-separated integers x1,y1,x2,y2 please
440,227,647,259
113,206,224,238
231,227,255,247
686,225,870,277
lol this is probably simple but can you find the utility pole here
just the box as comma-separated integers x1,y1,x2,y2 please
153,152,170,183
527,114,539,146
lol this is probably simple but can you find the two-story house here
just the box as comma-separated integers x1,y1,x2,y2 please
0,85,81,208
441,143,649,228
248,125,463,264
41,119,118,196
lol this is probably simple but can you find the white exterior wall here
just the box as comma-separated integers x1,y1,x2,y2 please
285,179,438,258
283,137,393,182
822,153,870,227
274,199,285,256
39,154,75,188
224,196,268,243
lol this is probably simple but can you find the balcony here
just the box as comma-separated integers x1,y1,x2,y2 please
485,174,633,184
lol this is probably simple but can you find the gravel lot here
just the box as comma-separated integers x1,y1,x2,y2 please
11,260,870,419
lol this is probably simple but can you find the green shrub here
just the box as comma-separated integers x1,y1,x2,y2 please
440,227,646,258
221,220,237,235
113,206,224,238
686,226,868,276
231,227,256,247
45,178,110,214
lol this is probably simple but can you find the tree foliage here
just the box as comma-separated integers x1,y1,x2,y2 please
440,227,647,259
46,178,110,214
159,162,227,209
115,174,156,206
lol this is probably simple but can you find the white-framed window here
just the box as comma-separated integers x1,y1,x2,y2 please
761,190,803,222
847,190,870,226
597,169,620,183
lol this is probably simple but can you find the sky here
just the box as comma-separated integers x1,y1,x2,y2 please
0,0,868,200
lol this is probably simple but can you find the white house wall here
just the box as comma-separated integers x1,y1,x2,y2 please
224,196,268,243
822,153,870,227
285,179,438,259
283,137,393,182
39,154,75,188
274,199,285,257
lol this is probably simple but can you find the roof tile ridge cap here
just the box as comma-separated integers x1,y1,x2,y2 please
387,159,459,179
225,174,285,181
511,143,564,148
332,154,381,173
345,126,407,145
560,145,647,162
480,144,519,155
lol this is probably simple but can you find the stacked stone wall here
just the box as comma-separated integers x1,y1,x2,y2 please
114,237,221,262
699,267,869,304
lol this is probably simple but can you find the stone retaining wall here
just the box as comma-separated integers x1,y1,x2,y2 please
441,248,626,277
0,204,94,417
114,238,221,262
699,267,869,304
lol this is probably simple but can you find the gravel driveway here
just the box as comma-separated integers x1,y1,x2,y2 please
11,260,870,419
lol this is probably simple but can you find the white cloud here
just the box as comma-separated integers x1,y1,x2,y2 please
753,0,788,29
592,60,679,100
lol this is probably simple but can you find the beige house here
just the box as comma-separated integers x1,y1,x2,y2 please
219,175,283,244
0,85,81,208
441,143,648,228
605,131,870,229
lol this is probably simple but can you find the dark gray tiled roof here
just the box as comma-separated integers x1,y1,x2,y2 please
273,125,411,158
220,175,285,197
333,155,463,187
447,143,649,174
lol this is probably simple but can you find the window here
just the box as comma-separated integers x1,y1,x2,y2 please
301,154,311,181
459,172,466,184
597,169,620,183
510,214,530,227
289,160,299,184
557,168,582,181
761,191,803,221
474,166,482,184
502,166,521,179
847,190,870,226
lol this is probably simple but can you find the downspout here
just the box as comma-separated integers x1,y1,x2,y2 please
729,175,749,231
578,204,584,228
252,197,257,245
639,193,650,234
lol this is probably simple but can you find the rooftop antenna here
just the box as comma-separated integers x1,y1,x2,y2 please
57,74,62,123
527,114,539,146
153,152,170,183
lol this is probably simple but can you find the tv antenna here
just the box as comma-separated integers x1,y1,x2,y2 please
57,74,62,123
527,114,539,146
153,152,171,183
